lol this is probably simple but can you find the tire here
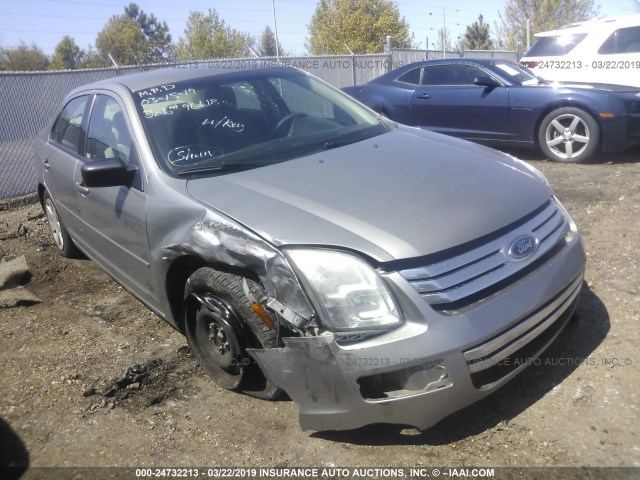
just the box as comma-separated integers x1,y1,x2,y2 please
538,107,600,163
183,268,281,400
43,191,79,258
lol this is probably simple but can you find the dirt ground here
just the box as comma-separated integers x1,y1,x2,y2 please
0,147,639,477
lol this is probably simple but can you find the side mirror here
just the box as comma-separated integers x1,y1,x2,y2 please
473,76,501,88
81,157,137,188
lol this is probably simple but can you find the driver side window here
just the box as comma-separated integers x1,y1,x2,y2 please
86,95,133,163
421,65,483,86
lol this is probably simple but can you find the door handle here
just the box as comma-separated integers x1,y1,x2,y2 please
43,159,50,171
416,93,431,100
75,182,90,195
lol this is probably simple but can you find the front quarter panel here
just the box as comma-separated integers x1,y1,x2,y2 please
144,172,314,329
507,86,625,144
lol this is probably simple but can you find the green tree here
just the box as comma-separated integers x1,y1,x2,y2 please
0,42,49,71
258,26,284,57
174,9,255,60
496,0,599,50
77,46,109,69
125,2,172,62
49,36,84,70
463,15,493,50
306,0,414,54
95,14,149,66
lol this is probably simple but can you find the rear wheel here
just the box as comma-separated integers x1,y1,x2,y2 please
538,107,600,163
43,191,79,258
183,268,281,400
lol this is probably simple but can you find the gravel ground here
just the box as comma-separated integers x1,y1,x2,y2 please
0,147,638,479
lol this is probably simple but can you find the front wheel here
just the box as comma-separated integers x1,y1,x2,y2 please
538,107,600,163
183,268,281,400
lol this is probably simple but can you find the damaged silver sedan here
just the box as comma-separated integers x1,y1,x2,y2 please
33,64,586,431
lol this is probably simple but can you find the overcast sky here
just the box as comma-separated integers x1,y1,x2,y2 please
0,0,637,55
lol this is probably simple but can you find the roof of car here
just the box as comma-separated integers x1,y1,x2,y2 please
406,58,504,66
535,14,640,37
68,62,296,96
369,58,513,84
400,58,511,69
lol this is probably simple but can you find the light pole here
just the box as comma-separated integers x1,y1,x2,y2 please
443,8,446,57
272,0,280,59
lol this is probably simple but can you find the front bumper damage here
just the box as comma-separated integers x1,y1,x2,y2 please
249,234,585,432
250,335,463,431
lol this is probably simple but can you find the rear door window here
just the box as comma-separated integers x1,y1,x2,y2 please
51,95,89,153
396,68,422,85
598,26,640,54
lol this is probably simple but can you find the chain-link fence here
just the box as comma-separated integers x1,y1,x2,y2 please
392,48,518,63
0,49,516,200
0,54,392,200
1,69,113,199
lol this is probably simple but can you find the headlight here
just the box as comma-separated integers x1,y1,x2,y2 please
285,249,402,333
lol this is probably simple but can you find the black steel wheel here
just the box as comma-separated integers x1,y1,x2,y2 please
183,268,281,399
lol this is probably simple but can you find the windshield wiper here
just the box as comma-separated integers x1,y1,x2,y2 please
323,139,356,150
176,161,273,176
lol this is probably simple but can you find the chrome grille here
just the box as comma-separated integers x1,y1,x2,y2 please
463,274,582,374
400,198,569,309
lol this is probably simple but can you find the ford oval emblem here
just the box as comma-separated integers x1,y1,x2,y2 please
507,234,539,260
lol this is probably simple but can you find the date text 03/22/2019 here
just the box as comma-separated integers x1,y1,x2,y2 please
134,467,496,478
521,60,640,70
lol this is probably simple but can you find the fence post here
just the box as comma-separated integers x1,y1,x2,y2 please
385,35,393,73
351,53,357,86
107,53,120,77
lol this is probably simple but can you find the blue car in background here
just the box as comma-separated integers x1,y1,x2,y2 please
343,58,640,163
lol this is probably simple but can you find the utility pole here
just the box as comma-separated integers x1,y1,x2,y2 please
272,0,280,59
443,8,446,58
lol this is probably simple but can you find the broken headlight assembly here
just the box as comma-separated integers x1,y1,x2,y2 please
285,249,403,337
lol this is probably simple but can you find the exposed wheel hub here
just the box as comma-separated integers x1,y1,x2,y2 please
189,295,245,377
209,322,230,354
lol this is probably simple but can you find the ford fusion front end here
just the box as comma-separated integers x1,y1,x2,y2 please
250,196,585,431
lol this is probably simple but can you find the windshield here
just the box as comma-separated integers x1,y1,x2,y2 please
134,68,387,175
490,61,540,85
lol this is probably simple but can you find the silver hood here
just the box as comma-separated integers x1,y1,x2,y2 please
186,127,552,263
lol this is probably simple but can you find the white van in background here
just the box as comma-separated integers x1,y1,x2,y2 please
520,15,640,87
